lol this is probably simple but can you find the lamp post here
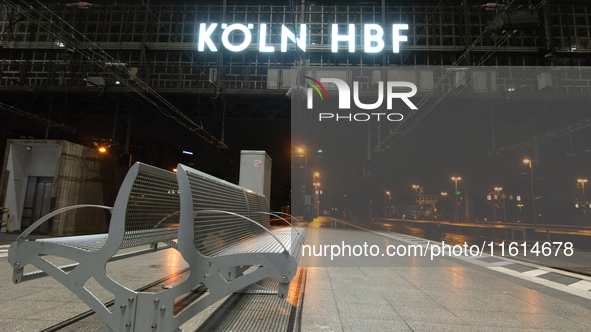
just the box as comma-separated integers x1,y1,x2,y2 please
441,192,447,220
494,187,505,223
385,191,391,218
412,185,419,218
315,182,321,217
578,179,588,224
412,185,420,198
517,204,524,222
451,177,461,221
313,172,320,217
523,159,536,225
297,146,314,221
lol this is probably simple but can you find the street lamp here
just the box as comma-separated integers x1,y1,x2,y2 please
313,173,320,190
578,179,587,199
311,171,321,217
412,185,422,219
494,187,506,223
523,159,536,225
412,185,423,200
385,191,391,218
296,145,313,221
451,177,461,221
451,177,461,193
441,192,447,220
578,179,588,224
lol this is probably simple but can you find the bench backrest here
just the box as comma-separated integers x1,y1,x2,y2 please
176,164,271,257
105,162,180,252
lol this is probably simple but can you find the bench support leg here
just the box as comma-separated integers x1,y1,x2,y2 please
278,281,289,299
12,268,23,284
227,265,251,282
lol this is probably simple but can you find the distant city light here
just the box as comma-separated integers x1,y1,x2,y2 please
173,168,177,173
98,147,107,153
182,150,194,155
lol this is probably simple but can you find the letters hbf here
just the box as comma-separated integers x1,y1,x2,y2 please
197,23,409,53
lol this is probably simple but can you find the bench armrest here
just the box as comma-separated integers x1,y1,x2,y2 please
17,205,113,242
251,212,304,236
268,212,305,229
153,211,180,229
194,210,289,253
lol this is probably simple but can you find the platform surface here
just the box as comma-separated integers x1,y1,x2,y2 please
1,217,591,331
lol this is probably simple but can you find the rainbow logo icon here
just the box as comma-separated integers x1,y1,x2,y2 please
303,76,329,100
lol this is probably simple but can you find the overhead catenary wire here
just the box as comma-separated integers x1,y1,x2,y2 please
138,0,218,95
0,101,94,140
379,27,512,151
34,0,221,143
500,117,591,151
401,0,444,65
3,0,226,148
378,0,549,152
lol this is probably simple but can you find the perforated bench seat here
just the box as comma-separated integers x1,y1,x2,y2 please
35,233,109,252
35,228,179,252
211,227,298,256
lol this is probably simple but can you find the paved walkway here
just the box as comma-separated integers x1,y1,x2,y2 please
1,219,591,331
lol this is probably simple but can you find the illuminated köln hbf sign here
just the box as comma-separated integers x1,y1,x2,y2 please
197,23,409,53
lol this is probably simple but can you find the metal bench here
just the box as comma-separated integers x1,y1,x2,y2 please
7,162,306,331
8,162,181,331
130,163,306,331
